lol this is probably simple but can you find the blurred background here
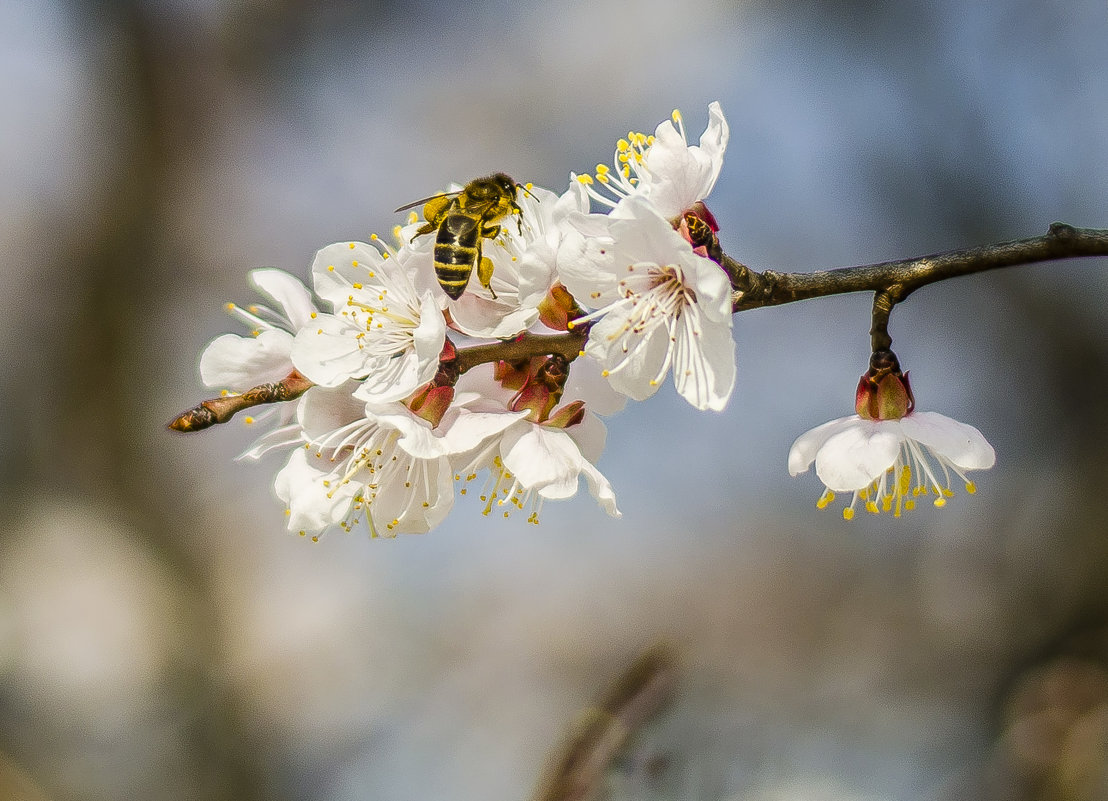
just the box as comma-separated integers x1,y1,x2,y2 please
2,0,1108,799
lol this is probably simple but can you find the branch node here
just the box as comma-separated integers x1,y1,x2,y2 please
1049,221,1077,239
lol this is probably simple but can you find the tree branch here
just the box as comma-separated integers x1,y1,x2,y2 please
454,329,588,375
727,223,1108,312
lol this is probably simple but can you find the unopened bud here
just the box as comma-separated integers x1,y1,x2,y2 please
855,349,914,421
537,283,584,332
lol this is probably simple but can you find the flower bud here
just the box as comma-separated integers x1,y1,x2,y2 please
855,350,915,421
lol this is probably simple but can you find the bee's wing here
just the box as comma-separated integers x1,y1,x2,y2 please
394,191,459,213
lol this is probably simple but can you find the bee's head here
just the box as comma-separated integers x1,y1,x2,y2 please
490,172,518,199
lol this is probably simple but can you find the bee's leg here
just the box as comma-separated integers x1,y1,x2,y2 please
480,224,501,240
478,256,497,300
511,201,524,234
410,222,435,243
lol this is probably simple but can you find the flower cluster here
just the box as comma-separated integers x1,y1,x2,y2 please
189,101,998,538
197,103,736,539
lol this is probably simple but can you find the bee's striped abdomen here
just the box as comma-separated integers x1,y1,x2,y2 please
434,212,481,299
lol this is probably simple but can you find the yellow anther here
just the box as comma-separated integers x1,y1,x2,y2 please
577,174,594,185
933,497,947,508
843,507,855,520
965,481,977,494
370,233,379,240
352,282,363,289
225,302,236,311
244,416,254,425
328,265,335,271
865,500,879,514
348,242,356,249
351,260,359,267
595,163,609,175
617,138,630,151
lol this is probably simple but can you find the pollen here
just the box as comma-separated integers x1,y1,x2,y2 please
351,260,359,267
244,416,254,425
225,302,236,311
349,243,356,249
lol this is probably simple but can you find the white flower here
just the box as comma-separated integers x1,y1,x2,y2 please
561,196,736,411
274,386,523,539
575,101,729,220
291,239,446,404
199,268,316,390
788,410,997,519
454,406,619,524
198,268,316,450
439,182,589,339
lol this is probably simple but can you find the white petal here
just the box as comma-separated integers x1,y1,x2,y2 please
556,226,619,309
671,305,735,411
564,411,608,465
587,312,671,402
296,385,365,440
687,253,734,323
441,408,529,455
290,314,372,387
449,292,538,339
199,330,294,390
368,452,453,535
562,358,627,417
310,241,389,310
899,411,996,470
352,352,424,404
369,407,445,460
578,458,621,518
274,448,358,535
249,268,315,329
788,415,861,476
500,424,580,494
813,420,903,491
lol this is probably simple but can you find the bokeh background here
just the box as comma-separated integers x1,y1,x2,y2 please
3,0,1108,799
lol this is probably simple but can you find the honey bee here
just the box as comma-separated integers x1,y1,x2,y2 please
395,173,526,300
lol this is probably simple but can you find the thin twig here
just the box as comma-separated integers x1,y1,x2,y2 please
728,223,1108,312
530,643,677,801
168,371,312,431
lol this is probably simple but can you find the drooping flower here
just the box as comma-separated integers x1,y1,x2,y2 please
559,196,736,411
291,239,446,404
574,101,729,221
788,364,996,519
